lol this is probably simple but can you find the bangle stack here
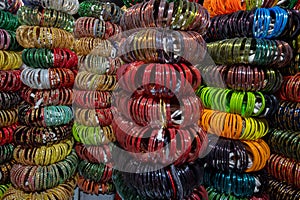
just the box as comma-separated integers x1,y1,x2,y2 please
1,1,79,199
73,0,123,196
0,5,22,197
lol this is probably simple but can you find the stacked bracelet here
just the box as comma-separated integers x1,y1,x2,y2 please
78,160,113,183
268,178,300,199
0,0,22,14
0,29,22,51
0,91,21,110
279,73,300,102
73,90,112,109
75,143,113,164
0,144,14,164
0,70,22,92
0,184,10,198
77,175,115,195
0,123,17,145
0,50,22,70
74,37,114,56
73,107,114,127
0,10,19,31
0,108,18,128
0,160,15,184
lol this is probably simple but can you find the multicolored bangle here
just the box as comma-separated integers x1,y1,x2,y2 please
0,29,22,51
77,175,115,195
0,144,14,164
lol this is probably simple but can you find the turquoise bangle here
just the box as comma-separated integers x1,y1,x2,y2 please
44,106,73,127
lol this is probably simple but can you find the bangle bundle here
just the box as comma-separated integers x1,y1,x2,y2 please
207,38,293,68
13,138,74,166
74,37,114,56
74,71,117,91
0,108,18,128
74,17,122,39
200,109,269,140
21,66,75,89
10,150,78,192
73,107,114,127
120,0,210,34
78,55,123,75
0,123,17,145
0,91,21,110
0,0,22,14
22,48,78,69
72,123,115,145
0,50,22,70
200,65,283,93
196,87,267,117
0,144,13,164
0,10,19,31
77,175,115,195
2,175,78,200
0,161,15,184
18,6,75,32
78,0,123,24
266,129,300,161
18,103,73,127
117,62,201,97
119,29,207,64
21,87,73,106
0,70,22,92
0,184,10,198
75,143,113,164
206,187,247,200
267,178,300,199
22,0,79,15
266,154,300,188
78,160,113,183
272,101,300,131
0,29,22,51
279,73,300,102
14,124,72,147
73,90,112,109
16,25,74,49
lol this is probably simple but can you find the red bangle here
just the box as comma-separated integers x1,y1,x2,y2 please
0,123,17,145
0,70,22,92
73,90,112,109
75,143,113,164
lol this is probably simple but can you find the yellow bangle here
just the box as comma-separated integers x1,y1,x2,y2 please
0,51,22,70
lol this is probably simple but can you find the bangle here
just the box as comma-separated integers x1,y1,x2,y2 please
0,50,22,70
0,29,22,51
74,71,117,91
72,123,115,145
74,37,114,56
0,144,14,164
77,175,115,195
0,0,22,14
21,87,73,106
0,108,18,128
21,65,76,89
78,1,123,24
78,160,113,183
75,143,113,164
18,6,75,32
1,175,78,199
0,70,22,92
14,124,72,148
22,48,78,69
279,73,300,102
268,177,300,199
74,107,114,127
0,184,10,198
73,90,112,109
16,25,74,49
206,187,248,200
13,138,74,166
18,103,73,127
0,91,21,110
0,160,15,184
0,10,19,31
0,123,17,145
11,150,78,192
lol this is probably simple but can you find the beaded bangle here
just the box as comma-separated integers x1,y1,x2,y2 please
0,184,10,198
0,70,22,92
272,101,300,131
0,160,14,184
266,154,300,188
0,123,17,145
78,1,123,23
14,124,72,147
22,48,78,69
279,73,300,102
74,107,114,127
75,143,113,164
10,150,78,192
72,123,115,145
77,175,115,195
0,91,21,110
0,0,22,14
74,71,117,91
78,160,113,183
268,177,300,199
74,17,122,39
0,10,19,31
113,116,208,165
0,29,22,51
119,29,207,64
200,109,269,140
74,37,114,56
0,144,14,164
18,6,75,32
266,129,300,161
207,38,293,68
78,55,123,75
16,25,74,49
73,90,112,109
22,0,79,15
0,108,18,128
18,103,73,127
21,65,76,89
121,0,210,34
0,50,22,70
1,175,78,200
13,138,74,166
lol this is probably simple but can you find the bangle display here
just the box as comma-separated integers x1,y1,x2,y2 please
16,25,74,49
10,150,78,192
0,29,22,51
77,175,115,195
0,50,22,70
0,144,14,165
73,90,112,109
73,107,114,127
75,143,113,164
74,37,114,56
0,70,22,92
14,124,72,147
0,0,22,14
0,10,19,31
0,91,21,110
0,123,17,145
0,108,18,128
